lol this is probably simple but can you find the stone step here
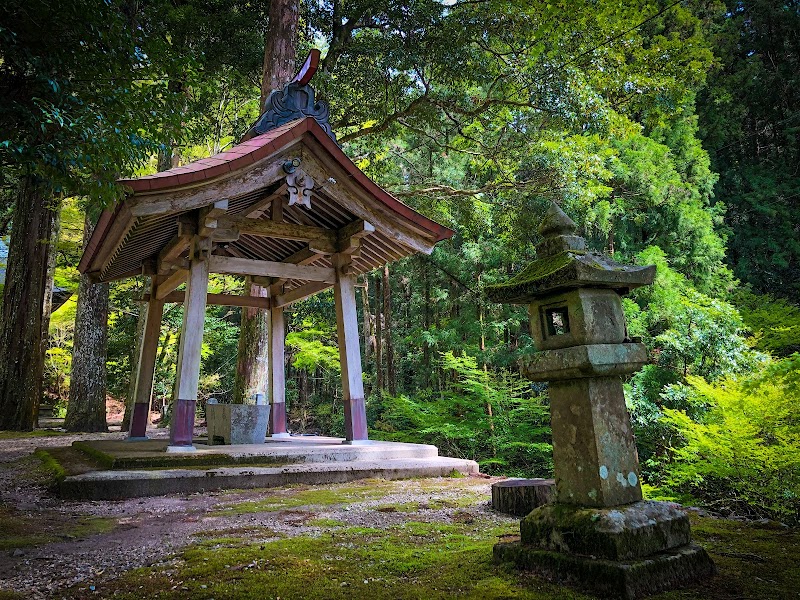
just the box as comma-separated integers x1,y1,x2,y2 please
71,438,442,470
58,456,480,500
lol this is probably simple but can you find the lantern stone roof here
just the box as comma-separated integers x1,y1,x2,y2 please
78,116,453,293
485,203,654,304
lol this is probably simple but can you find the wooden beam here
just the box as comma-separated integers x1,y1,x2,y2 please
157,234,192,275
198,199,229,237
143,291,271,309
156,269,188,299
208,255,336,283
216,215,336,245
245,183,287,218
282,246,327,266
274,282,332,308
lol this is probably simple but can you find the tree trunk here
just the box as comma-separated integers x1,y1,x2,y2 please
491,479,555,516
0,177,57,430
233,277,269,404
236,3,299,403
260,0,300,108
64,214,109,432
383,264,396,396
374,271,383,394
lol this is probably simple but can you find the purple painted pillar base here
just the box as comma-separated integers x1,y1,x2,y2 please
344,396,368,442
169,398,197,449
128,403,150,440
270,402,288,437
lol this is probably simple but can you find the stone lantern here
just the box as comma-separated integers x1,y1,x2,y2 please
488,203,714,599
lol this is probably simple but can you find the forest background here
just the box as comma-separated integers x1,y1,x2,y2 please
0,0,798,526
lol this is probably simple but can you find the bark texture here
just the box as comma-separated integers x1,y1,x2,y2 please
232,278,269,404
0,177,58,431
64,214,109,432
0,177,57,430
260,0,300,108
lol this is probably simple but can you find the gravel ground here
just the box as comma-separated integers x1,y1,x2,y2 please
0,430,508,599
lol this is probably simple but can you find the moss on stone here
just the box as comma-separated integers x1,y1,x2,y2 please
488,252,577,291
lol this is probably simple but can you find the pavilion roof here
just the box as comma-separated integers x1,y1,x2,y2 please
79,117,453,296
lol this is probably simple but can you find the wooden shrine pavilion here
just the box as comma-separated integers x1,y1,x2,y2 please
78,54,453,451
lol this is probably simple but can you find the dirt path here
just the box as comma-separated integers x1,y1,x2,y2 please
0,432,503,599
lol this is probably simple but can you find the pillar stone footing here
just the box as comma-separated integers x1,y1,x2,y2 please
341,439,372,446
125,436,150,442
270,432,291,439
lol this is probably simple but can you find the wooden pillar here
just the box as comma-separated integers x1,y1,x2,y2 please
128,279,165,440
168,239,209,451
333,255,368,442
269,303,290,437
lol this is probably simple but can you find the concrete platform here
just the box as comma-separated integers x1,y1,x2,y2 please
45,436,480,500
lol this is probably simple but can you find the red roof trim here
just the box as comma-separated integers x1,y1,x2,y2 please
80,117,453,274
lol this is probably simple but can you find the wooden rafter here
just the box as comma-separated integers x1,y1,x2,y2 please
217,215,337,245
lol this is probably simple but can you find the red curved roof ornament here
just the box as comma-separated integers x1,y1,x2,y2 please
291,49,321,86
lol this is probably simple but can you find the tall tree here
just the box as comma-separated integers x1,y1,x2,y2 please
234,0,300,404
698,0,800,300
0,0,174,429
64,215,108,432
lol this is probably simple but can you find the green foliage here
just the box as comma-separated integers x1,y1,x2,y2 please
286,318,341,374
659,355,800,525
698,0,800,301
372,351,551,477
734,290,800,356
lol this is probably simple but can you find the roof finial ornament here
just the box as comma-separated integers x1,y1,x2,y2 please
243,49,337,144
535,202,585,258
538,202,577,238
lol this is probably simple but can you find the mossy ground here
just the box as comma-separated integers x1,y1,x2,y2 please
0,506,115,551
49,479,800,600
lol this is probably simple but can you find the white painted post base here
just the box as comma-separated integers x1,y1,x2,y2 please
166,445,197,453
270,433,292,439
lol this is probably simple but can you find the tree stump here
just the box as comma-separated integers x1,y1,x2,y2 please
491,478,555,516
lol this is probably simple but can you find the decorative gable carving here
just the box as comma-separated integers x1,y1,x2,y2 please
248,82,337,144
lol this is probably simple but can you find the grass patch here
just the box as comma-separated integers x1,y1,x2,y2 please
309,518,346,528
212,480,395,515
0,506,115,551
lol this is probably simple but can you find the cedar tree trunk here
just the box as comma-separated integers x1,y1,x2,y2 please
236,0,299,402
0,176,57,430
232,278,269,403
260,0,300,108
65,214,108,432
